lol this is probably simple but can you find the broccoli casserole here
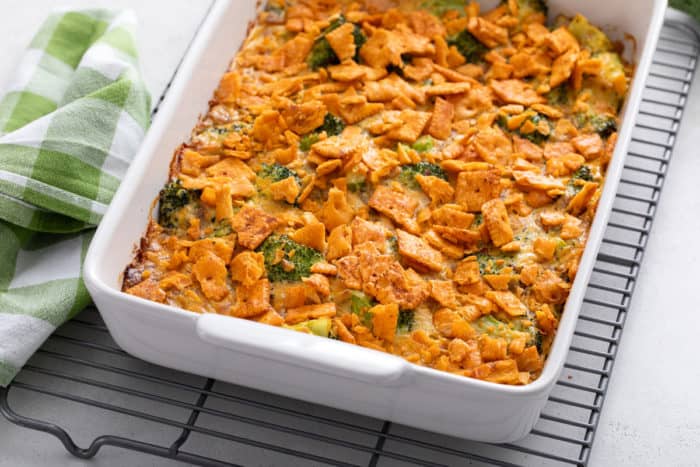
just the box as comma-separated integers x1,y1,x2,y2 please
123,0,632,385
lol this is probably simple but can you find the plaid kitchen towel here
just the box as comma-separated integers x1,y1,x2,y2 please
671,0,700,21
0,9,150,385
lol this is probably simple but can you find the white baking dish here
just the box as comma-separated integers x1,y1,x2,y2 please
83,0,666,442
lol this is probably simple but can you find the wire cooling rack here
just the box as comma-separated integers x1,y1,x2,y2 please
2,11,698,467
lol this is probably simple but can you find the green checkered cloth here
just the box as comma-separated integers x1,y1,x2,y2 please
671,0,700,21
0,10,150,386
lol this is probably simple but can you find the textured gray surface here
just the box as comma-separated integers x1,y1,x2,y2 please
1,3,700,466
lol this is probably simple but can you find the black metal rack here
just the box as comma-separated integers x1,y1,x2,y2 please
2,12,698,467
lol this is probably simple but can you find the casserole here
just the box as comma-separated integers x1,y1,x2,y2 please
84,0,666,442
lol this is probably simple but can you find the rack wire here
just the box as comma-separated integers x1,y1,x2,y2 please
1,12,698,467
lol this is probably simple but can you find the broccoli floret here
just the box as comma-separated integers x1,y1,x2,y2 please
317,113,345,136
397,310,415,334
574,113,618,139
347,172,367,193
447,29,488,63
299,113,345,151
495,114,509,132
307,15,366,70
582,79,624,114
546,85,573,106
386,54,413,77
510,0,548,22
308,40,338,70
568,166,594,195
299,133,320,152
398,161,448,189
264,2,285,23
519,114,552,144
474,315,540,347
531,328,544,353
590,115,617,139
209,127,229,135
510,314,544,352
386,63,404,77
473,314,507,335
258,163,301,184
157,180,199,229
572,165,593,182
473,212,484,227
596,52,627,97
387,235,399,256
499,113,552,145
568,14,613,54
476,252,514,275
258,235,323,282
411,135,434,153
350,291,375,327
212,219,233,237
421,0,467,17
352,26,367,61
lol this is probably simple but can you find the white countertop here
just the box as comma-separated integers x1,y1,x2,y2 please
1,2,699,466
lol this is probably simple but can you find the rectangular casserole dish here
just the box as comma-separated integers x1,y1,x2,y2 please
83,0,666,443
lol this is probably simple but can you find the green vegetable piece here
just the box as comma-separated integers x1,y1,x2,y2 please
546,85,573,106
496,113,554,144
520,114,552,144
287,317,333,337
209,126,229,135
532,328,543,353
257,163,301,204
498,112,552,145
574,112,618,139
258,235,323,282
299,133,320,152
350,291,375,327
411,135,434,153
352,26,367,62
590,114,617,139
307,317,332,337
317,113,345,136
398,161,448,190
157,180,199,229
572,165,593,182
511,0,548,21
387,236,399,256
397,310,415,334
568,14,613,54
596,52,627,97
308,39,338,70
265,1,284,13
474,314,537,344
386,54,413,76
347,173,367,193
212,219,233,237
259,163,300,184
476,251,513,275
299,114,344,151
495,114,509,131
473,314,505,335
307,15,366,70
447,29,488,63
264,2,285,23
421,0,468,17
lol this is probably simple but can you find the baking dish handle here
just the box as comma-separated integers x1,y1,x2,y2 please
196,313,412,386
